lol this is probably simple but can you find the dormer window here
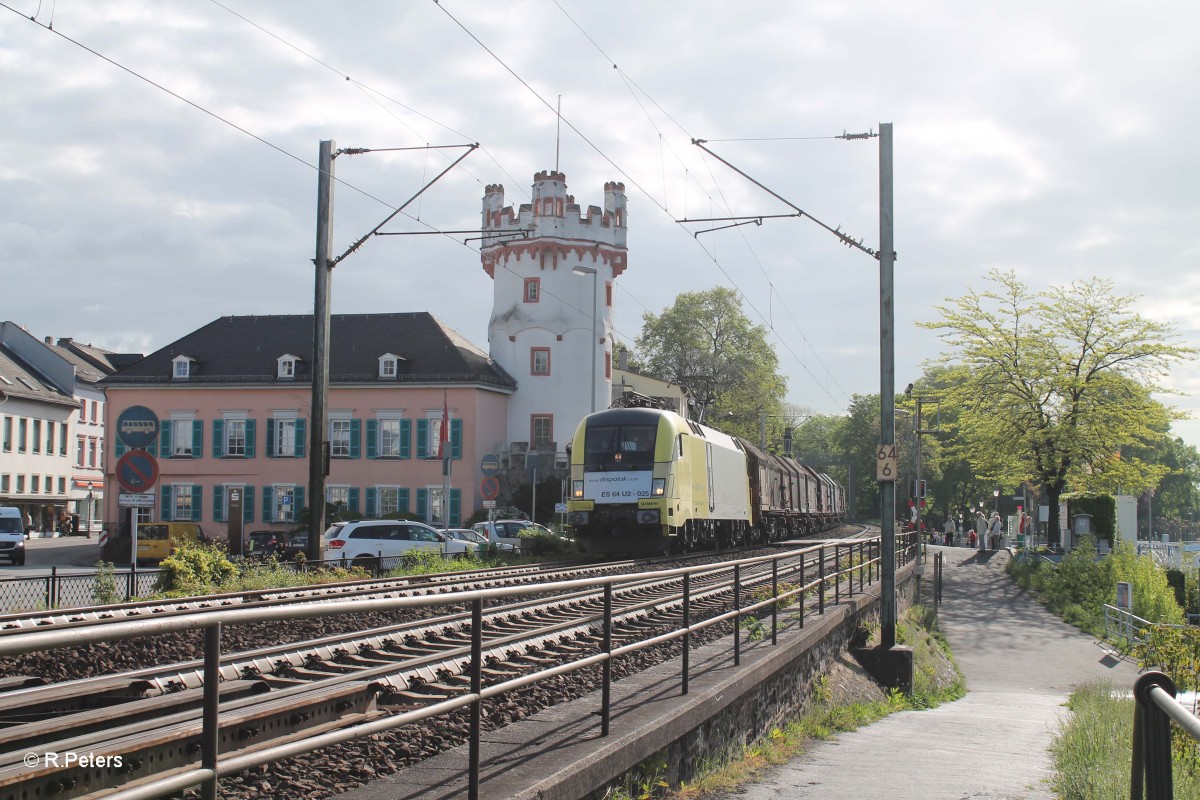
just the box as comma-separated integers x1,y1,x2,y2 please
172,356,194,380
277,354,298,380
379,354,398,379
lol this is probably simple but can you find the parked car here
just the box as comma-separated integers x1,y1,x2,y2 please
135,522,206,565
472,520,558,552
442,527,516,553
324,520,471,568
246,530,291,560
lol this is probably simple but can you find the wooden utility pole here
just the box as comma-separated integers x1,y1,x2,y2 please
308,140,334,560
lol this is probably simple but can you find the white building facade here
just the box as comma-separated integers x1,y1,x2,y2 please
481,171,627,463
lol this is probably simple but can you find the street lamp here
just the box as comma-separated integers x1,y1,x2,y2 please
572,265,599,414
993,487,1001,515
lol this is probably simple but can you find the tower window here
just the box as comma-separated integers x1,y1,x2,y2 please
606,281,613,307
531,348,551,376
524,278,540,303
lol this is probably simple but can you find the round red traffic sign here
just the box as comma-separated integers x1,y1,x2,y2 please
479,476,500,501
116,450,159,493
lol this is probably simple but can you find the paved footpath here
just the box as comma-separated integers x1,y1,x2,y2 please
713,545,1142,800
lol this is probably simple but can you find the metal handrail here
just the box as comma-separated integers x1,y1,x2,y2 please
0,536,893,800
1131,671,1200,799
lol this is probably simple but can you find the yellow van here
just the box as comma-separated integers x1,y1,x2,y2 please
136,522,206,564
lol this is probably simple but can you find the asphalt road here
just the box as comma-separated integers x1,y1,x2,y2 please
0,535,103,578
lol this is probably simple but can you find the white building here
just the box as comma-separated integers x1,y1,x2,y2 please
481,171,627,469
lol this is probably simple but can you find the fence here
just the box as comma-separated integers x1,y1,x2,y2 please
0,535,913,800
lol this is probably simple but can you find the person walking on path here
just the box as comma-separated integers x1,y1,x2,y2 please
989,511,1004,550
943,514,956,547
975,510,987,551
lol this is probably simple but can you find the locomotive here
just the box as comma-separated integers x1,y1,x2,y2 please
565,407,846,555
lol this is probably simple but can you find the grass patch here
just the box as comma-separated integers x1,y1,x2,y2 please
1052,681,1200,799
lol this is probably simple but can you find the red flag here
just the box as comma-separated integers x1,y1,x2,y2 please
438,390,450,458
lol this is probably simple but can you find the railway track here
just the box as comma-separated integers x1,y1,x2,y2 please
0,529,881,800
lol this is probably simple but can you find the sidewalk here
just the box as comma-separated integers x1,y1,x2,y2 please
711,546,1142,799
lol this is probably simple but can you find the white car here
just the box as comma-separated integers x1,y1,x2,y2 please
444,527,517,553
324,520,471,568
472,520,557,553
0,507,26,566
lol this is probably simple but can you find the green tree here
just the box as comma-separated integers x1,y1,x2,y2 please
636,287,786,439
921,270,1194,543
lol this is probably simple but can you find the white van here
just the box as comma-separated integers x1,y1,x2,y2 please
0,508,27,566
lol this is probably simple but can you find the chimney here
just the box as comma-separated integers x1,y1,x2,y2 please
44,336,53,345
618,347,629,371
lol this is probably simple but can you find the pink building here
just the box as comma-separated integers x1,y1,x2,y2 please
101,313,514,542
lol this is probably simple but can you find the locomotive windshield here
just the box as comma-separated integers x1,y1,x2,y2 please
584,424,657,470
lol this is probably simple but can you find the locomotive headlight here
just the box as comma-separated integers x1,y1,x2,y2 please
651,478,666,496
572,480,584,498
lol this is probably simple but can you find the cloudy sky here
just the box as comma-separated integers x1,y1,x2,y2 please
3,1,1198,446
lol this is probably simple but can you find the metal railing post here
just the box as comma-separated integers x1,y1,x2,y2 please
733,563,741,666
771,558,778,645
818,546,825,615
682,572,690,695
834,544,841,604
1132,671,1179,800
469,597,483,800
798,556,805,628
602,582,612,736
201,622,222,800
48,566,56,609
848,545,855,598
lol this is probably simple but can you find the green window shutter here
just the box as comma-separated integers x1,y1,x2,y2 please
347,487,360,515
266,420,275,458
212,420,224,459
243,487,255,523
416,419,428,459
191,485,202,522
366,420,377,459
365,488,377,518
294,487,305,522
450,489,461,526
398,488,410,513
295,419,306,458
192,420,203,459
400,419,411,460
349,419,361,459
159,420,172,458
161,486,172,521
416,488,428,519
245,419,256,459
213,485,225,522
263,486,274,522
451,419,463,460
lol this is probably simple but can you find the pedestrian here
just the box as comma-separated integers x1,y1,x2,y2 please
24,511,33,534
944,514,956,546
975,510,987,551
989,511,1004,550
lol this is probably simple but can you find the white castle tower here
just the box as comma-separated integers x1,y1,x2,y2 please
481,171,627,462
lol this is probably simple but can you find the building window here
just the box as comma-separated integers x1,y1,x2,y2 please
46,421,55,454
606,281,613,307
57,477,65,495
427,486,446,526
605,350,612,379
44,475,53,494
0,475,7,493
88,439,97,468
532,415,553,449
77,437,86,467
331,419,351,458
173,419,194,457
378,486,399,516
172,357,191,379
16,475,25,493
273,485,298,522
2,417,9,452
427,417,445,458
59,423,67,455
379,419,401,458
379,354,399,379
91,401,99,423
173,485,194,521
327,485,350,513
531,347,551,376
277,355,296,380
523,277,540,303
32,420,41,454
79,402,87,423
275,419,296,457
225,419,246,457
18,419,27,453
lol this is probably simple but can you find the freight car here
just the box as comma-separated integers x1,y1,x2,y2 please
565,407,846,555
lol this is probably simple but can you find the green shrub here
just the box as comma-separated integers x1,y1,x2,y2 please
92,561,121,605
153,540,237,595
1060,492,1116,547
518,526,581,558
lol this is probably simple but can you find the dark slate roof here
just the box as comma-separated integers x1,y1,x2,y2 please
50,338,143,378
103,313,516,389
46,342,108,385
0,347,77,407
